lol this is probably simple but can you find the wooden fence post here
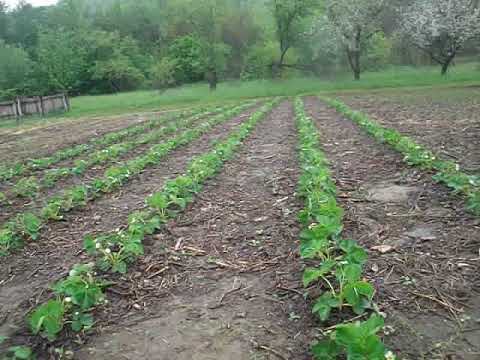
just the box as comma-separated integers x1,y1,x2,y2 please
62,93,69,112
12,100,18,119
16,97,23,117
39,96,45,116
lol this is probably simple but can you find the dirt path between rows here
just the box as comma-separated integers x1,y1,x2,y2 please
0,106,262,344
305,97,480,360
68,101,315,360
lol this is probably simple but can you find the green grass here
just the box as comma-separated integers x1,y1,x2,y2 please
68,62,480,117
2,62,479,130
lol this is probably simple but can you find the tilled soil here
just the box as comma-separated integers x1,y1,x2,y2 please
67,100,316,359
2,96,479,360
338,90,480,173
0,107,235,223
0,106,262,345
306,97,480,360
0,113,157,164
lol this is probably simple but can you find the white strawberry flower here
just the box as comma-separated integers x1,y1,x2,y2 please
64,297,72,303
385,351,396,360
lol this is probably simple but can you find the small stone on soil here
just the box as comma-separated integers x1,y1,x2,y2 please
367,184,419,203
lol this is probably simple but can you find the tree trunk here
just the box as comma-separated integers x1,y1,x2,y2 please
208,70,217,91
273,46,289,78
346,49,361,81
440,54,455,76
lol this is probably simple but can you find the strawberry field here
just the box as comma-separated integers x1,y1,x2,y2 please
0,96,479,360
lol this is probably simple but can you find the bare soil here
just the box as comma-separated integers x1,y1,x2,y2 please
306,97,480,360
70,100,315,360
0,112,162,164
1,95,479,360
337,89,480,173
0,106,262,347
0,107,231,224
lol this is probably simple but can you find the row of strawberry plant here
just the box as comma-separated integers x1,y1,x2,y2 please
0,106,205,183
320,96,480,216
294,97,395,360
0,101,258,255
1,99,280,358
1,103,240,202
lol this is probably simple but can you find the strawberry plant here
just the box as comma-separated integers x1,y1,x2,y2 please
3,346,35,360
41,197,63,220
14,213,42,241
312,315,394,360
13,177,39,198
28,299,65,341
0,227,20,255
53,263,106,310
295,97,393,359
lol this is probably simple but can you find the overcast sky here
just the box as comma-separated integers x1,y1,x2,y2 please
5,0,58,8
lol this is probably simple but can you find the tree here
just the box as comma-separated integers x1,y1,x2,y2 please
271,0,318,76
401,0,480,75
90,32,147,92
0,40,32,98
0,1,8,40
93,54,145,92
187,0,231,90
326,0,385,80
36,30,89,93
150,57,176,92
167,35,205,84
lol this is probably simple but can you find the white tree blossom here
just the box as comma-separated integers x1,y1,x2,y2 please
401,0,480,74
325,0,385,80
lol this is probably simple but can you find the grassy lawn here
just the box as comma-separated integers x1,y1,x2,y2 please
2,63,478,131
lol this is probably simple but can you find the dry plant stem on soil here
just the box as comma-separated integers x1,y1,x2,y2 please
0,101,258,255
320,96,480,216
294,97,395,360
0,103,239,206
1,99,280,358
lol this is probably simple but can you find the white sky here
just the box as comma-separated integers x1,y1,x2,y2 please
5,0,58,8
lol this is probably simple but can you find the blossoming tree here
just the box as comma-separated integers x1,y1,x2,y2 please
401,0,480,75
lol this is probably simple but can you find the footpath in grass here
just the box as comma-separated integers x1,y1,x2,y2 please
305,96,480,359
0,104,264,345
56,100,317,359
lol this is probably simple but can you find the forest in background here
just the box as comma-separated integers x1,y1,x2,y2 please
0,0,479,100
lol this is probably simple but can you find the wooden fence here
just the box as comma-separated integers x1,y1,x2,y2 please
0,94,70,121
